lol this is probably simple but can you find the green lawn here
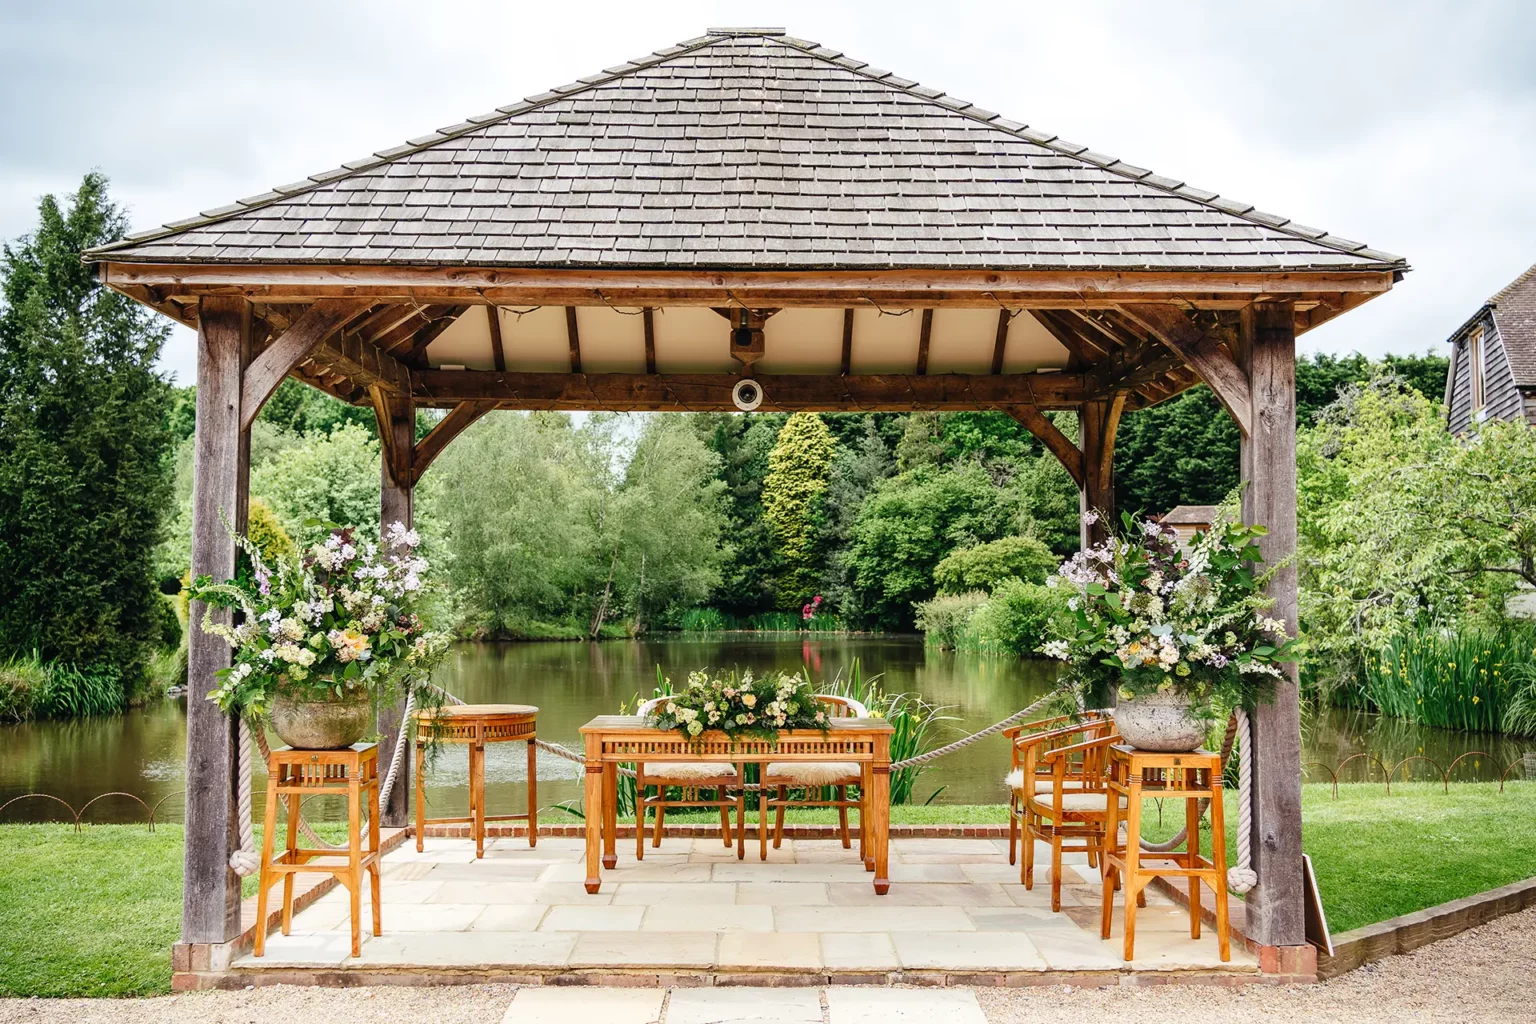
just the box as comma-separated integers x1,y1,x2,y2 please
2,782,1533,996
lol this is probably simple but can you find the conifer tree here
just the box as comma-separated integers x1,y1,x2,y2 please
761,412,837,607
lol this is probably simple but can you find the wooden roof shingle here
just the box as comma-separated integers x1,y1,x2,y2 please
86,29,1405,274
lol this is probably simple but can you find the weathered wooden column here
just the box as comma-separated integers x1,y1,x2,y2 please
1078,395,1123,547
1238,300,1306,955
375,388,415,827
182,296,250,945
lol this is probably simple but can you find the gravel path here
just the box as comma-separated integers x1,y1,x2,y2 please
4,906,1532,1024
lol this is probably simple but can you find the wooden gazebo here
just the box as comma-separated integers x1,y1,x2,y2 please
86,27,1404,971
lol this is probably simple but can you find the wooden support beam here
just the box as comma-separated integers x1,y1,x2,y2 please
412,401,495,484
642,307,657,374
374,388,416,829
239,298,372,429
840,308,854,376
402,305,468,365
410,370,1088,411
486,305,506,372
310,330,412,395
184,295,249,944
565,306,582,373
1078,394,1124,547
915,308,934,375
99,262,1400,312
990,309,1012,374
1238,300,1306,950
1031,309,1109,366
1008,404,1082,488
1119,303,1252,436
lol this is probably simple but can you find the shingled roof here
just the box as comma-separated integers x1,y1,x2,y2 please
1485,264,1536,386
87,28,1404,273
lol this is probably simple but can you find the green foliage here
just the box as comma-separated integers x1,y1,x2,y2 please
0,654,124,721
934,535,1056,593
0,657,44,722
815,417,897,621
1361,624,1536,733
250,422,382,548
680,607,728,632
845,463,1012,629
0,175,174,692
822,660,954,805
243,497,297,570
968,579,1067,657
913,591,988,649
692,412,785,614
761,412,837,605
257,377,378,437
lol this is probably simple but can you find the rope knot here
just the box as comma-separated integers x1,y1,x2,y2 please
1227,866,1257,894
229,848,261,877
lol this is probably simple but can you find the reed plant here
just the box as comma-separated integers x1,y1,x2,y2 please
1362,624,1536,733
0,655,122,721
678,607,728,633
821,659,955,804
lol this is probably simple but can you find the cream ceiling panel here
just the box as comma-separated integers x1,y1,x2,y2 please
653,306,733,373
1005,313,1073,372
849,308,921,374
758,308,844,374
501,305,572,372
576,305,647,373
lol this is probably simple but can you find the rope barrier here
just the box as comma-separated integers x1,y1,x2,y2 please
1228,707,1257,893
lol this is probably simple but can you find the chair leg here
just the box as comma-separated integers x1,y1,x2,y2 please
1050,833,1063,912
635,786,646,861
1008,807,1018,866
772,785,788,849
1022,819,1035,888
719,794,733,846
652,801,665,848
837,785,851,849
758,785,769,861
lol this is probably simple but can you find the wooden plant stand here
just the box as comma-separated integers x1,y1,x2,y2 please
1100,744,1231,962
256,742,381,958
414,703,538,858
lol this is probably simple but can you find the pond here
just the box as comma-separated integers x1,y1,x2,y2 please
2,636,1532,823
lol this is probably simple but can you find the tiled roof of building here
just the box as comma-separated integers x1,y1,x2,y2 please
1159,504,1219,525
1489,264,1536,387
86,28,1405,273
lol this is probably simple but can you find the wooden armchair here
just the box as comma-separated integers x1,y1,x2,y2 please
634,697,745,859
1022,730,1122,911
759,694,868,860
1004,711,1110,866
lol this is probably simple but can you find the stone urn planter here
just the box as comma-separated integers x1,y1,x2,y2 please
1112,689,1206,752
269,688,373,750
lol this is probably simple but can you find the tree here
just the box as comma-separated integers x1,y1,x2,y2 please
693,412,785,614
845,463,1015,629
761,413,837,607
816,417,896,620
0,174,174,688
933,535,1057,593
250,422,382,547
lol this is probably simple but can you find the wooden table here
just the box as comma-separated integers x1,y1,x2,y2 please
1100,744,1231,962
255,742,380,958
578,715,895,894
414,703,538,858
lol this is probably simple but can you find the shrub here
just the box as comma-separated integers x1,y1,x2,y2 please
969,579,1066,656
914,591,988,649
933,535,1056,593
0,657,44,722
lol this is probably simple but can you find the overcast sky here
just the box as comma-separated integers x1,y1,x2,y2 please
3,0,1532,383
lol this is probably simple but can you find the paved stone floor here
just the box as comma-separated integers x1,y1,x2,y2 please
236,835,1254,976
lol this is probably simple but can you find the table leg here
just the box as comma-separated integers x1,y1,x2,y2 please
472,739,486,858
1208,772,1231,963
871,763,891,895
254,770,280,957
602,762,618,870
1122,780,1142,962
526,737,538,848
281,791,298,935
1186,790,1202,939
368,769,382,937
348,771,362,958
414,741,426,852
735,764,746,861
583,763,604,893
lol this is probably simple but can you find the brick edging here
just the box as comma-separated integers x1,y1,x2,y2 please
421,823,1012,839
1316,875,1536,980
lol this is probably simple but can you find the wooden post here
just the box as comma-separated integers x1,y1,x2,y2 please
183,296,250,944
1238,300,1306,950
376,389,415,828
1077,395,1123,547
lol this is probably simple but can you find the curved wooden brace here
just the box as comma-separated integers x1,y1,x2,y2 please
240,298,372,429
1118,303,1252,436
412,401,497,484
1007,404,1082,488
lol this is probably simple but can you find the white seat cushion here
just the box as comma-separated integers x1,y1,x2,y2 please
1030,791,1127,815
764,761,861,786
642,761,736,782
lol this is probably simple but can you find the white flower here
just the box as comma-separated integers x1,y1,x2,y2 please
1040,640,1071,660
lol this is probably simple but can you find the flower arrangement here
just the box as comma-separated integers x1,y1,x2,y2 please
646,668,828,743
190,521,451,718
1040,510,1295,717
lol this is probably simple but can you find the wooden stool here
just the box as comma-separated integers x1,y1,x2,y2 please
1100,744,1230,962
255,742,381,958
414,703,538,858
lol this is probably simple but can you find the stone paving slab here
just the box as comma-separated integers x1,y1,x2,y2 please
230,836,1258,979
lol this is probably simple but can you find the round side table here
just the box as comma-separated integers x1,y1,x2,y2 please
413,703,538,857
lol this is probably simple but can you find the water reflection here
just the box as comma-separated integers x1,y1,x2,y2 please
2,638,1531,823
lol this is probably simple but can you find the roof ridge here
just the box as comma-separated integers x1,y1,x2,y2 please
1491,263,1536,304
760,33,1405,268
88,27,1404,269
